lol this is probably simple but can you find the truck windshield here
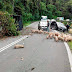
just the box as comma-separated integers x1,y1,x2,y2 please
41,16,47,20
41,18,47,20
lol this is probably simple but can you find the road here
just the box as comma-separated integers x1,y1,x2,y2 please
0,22,71,72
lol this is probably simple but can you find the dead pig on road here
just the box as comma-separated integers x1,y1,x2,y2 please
31,29,72,42
14,44,24,49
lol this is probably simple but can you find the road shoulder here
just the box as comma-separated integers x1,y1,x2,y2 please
64,42,72,72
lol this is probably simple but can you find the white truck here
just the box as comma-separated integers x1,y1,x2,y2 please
38,16,49,30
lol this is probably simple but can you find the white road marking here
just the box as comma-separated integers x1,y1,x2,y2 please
51,30,72,71
0,36,28,53
64,42,72,72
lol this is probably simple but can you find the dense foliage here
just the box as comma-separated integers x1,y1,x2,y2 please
0,11,19,37
0,0,72,22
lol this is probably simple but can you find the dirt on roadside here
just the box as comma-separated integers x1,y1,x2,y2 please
0,36,8,40
20,27,34,35
0,27,34,40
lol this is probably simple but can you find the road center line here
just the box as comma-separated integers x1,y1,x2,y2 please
0,36,28,53
64,42,72,72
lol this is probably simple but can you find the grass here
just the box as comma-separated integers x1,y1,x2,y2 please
23,21,31,27
68,41,72,51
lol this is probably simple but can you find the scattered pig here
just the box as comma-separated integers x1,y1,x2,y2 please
58,35,64,41
64,36,72,42
54,32,61,36
38,30,43,34
49,34,53,39
43,31,49,34
54,36,58,42
46,35,49,39
14,44,24,49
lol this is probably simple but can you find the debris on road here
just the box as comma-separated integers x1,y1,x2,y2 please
31,29,72,42
49,32,72,42
49,34,53,39
29,33,32,36
64,35,72,42
31,67,35,71
31,29,43,34
46,35,49,39
21,57,24,61
58,35,64,41
14,44,24,49
31,29,48,34
43,31,49,34
54,36,58,42
27,36,29,38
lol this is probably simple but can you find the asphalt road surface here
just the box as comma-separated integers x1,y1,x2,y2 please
0,22,71,72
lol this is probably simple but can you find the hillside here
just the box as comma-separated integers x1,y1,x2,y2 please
0,0,72,23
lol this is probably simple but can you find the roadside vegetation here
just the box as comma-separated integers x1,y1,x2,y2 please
23,21,32,27
0,11,19,37
68,42,72,52
23,20,39,27
0,0,72,37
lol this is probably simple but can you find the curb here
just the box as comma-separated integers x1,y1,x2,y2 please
64,42,72,72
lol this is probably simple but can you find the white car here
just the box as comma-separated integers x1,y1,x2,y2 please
51,19,56,23
50,22,67,32
66,19,70,21
38,16,49,30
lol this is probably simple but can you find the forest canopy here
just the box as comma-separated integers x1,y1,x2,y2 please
0,0,72,23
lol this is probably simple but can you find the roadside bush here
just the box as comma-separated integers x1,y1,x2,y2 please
0,11,19,37
63,21,67,26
